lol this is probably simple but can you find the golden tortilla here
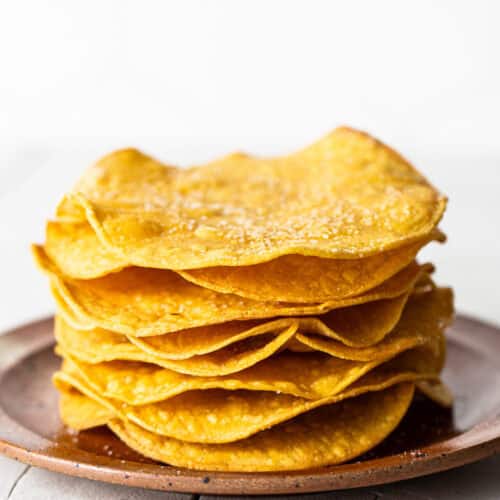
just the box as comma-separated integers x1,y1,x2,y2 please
56,128,445,271
59,388,112,430
56,380,415,470
57,327,434,405
54,288,451,377
125,290,414,356
178,231,444,302
34,245,429,336
55,317,299,377
44,216,442,304
55,363,426,444
45,220,127,279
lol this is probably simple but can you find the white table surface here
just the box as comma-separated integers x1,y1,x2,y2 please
1,147,499,499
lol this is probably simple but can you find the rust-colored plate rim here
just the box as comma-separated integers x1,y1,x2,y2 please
1,315,500,495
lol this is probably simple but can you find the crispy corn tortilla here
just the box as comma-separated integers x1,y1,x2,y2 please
59,388,112,430
56,315,309,363
56,317,299,377
127,319,308,360
56,128,445,272
56,350,397,404
126,291,414,357
56,148,178,220
55,288,452,379
34,245,429,336
57,325,436,405
127,319,305,360
53,274,436,361
44,216,442,304
178,231,444,302
55,362,426,444
45,220,127,279
58,378,450,435
52,282,413,347
295,285,451,358
58,383,414,471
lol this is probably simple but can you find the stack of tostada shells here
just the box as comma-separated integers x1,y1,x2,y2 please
33,127,454,471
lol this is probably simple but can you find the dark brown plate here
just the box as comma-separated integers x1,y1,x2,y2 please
1,315,500,495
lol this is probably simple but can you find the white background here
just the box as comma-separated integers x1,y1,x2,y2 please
0,0,499,332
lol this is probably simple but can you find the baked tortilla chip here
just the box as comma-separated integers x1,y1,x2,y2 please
57,128,445,271
34,245,429,336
